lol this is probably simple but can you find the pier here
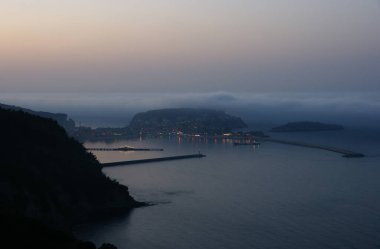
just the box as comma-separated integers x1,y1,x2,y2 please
262,138,364,158
101,153,206,167
87,146,163,152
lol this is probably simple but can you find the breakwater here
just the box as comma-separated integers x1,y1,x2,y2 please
262,138,364,158
101,153,206,167
87,146,163,152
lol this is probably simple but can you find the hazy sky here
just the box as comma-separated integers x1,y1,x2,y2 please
1,0,379,93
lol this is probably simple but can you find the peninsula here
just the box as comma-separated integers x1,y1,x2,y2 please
0,103,251,140
129,108,247,135
0,102,76,133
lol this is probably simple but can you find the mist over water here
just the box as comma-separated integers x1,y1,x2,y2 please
1,92,379,128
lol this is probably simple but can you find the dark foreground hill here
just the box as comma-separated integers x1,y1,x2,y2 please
129,108,247,135
0,107,143,249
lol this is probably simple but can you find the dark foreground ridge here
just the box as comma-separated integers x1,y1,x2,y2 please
262,138,364,158
102,154,206,167
0,107,144,249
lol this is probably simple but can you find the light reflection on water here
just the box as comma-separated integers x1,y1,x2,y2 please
75,130,380,249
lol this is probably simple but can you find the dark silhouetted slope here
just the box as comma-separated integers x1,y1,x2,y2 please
0,107,143,248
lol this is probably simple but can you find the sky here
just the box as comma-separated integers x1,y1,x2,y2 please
1,0,380,93
1,1,380,127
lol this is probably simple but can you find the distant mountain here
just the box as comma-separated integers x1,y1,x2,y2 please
129,108,247,135
0,103,76,133
0,107,142,248
271,121,344,132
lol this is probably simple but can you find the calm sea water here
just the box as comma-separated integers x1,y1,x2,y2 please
75,128,380,249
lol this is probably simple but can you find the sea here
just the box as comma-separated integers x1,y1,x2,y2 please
74,127,380,249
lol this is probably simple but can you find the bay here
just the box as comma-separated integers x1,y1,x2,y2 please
75,128,380,249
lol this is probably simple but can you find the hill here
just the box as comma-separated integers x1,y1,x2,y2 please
0,107,143,248
129,108,247,135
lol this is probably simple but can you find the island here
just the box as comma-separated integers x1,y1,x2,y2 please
270,121,344,132
0,107,144,249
